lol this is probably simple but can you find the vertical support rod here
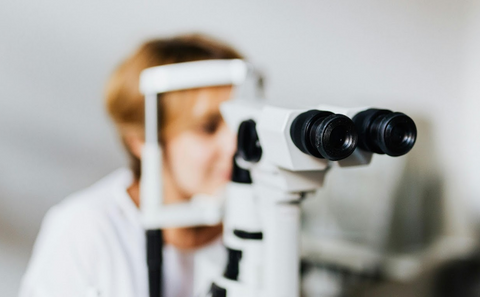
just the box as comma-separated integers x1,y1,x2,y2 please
142,93,164,297
147,230,163,297
141,93,163,220
145,93,159,145
261,189,301,297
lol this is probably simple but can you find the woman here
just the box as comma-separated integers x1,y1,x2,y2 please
20,34,242,297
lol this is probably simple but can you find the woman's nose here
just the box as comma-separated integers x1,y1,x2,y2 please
218,125,237,159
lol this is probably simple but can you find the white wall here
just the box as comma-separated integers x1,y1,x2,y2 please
0,0,477,295
458,0,480,228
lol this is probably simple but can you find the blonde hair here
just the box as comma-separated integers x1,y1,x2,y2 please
105,34,243,179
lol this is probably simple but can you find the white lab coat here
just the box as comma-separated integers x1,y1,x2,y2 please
19,168,225,297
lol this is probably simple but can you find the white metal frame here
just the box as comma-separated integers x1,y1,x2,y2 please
138,59,249,229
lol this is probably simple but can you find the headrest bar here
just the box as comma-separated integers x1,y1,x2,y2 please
140,59,248,95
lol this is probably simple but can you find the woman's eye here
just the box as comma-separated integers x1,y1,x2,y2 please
199,121,220,135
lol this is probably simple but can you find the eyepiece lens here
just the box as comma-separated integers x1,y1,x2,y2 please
390,124,407,146
382,114,416,156
353,109,417,156
318,116,357,160
330,125,348,149
290,110,358,161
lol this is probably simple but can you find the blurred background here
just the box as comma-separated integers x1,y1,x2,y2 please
1,0,479,296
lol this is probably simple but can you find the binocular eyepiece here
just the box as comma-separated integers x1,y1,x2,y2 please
290,111,358,161
290,108,417,161
352,109,417,156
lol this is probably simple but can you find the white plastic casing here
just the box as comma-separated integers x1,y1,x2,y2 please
221,101,330,172
223,182,263,287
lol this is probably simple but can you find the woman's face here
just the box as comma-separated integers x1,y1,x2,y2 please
126,86,235,249
163,86,236,199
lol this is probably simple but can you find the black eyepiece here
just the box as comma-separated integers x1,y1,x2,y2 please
237,120,262,162
352,109,417,156
290,110,358,161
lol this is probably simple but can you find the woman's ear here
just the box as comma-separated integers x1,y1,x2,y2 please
123,133,144,159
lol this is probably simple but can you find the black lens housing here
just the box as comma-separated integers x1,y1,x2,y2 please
237,120,262,163
352,109,417,156
290,110,358,161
